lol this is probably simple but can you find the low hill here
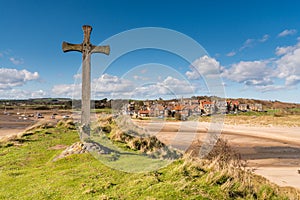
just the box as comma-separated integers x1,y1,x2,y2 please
227,98,300,110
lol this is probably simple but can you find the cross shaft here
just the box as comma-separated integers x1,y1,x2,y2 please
62,25,110,137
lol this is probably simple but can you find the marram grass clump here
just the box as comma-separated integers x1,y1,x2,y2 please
56,119,76,130
97,115,182,160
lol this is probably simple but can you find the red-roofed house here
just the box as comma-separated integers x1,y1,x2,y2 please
200,100,215,115
138,109,150,117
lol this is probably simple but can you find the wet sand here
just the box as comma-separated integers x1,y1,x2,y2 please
0,113,35,138
0,109,71,140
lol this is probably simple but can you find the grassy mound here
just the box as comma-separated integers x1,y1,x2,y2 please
0,119,299,199
94,115,182,160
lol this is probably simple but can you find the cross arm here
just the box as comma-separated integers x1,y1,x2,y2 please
62,41,82,53
91,45,110,55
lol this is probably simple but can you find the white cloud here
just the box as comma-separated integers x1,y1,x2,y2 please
158,76,195,94
221,40,300,92
239,39,255,51
52,84,78,97
259,34,269,42
276,46,300,84
0,89,47,99
275,41,300,87
285,75,300,86
239,34,270,52
133,75,149,81
222,60,273,85
134,76,195,98
186,56,222,79
275,46,296,56
278,29,297,37
226,51,236,57
73,73,81,80
9,57,24,65
255,85,286,93
31,90,47,98
244,78,273,86
0,53,3,58
52,74,135,98
92,74,135,94
93,75,195,98
52,73,196,99
0,68,39,89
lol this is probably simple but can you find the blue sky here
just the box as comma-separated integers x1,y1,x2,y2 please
0,0,300,103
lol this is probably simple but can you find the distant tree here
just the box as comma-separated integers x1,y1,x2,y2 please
65,101,72,109
227,102,231,113
101,98,108,103
167,110,172,117
138,101,144,107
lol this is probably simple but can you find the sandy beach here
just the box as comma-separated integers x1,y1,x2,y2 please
0,113,35,139
221,124,300,190
134,119,300,190
0,109,71,140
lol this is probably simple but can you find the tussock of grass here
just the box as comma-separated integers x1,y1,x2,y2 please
188,138,300,199
97,115,182,160
98,114,113,123
24,120,56,132
56,119,76,130
0,119,299,199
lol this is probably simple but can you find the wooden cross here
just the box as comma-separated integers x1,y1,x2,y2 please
62,25,110,136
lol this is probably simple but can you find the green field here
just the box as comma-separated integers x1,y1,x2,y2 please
0,122,297,199
92,108,112,114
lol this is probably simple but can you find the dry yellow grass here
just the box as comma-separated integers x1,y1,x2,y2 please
224,115,300,127
200,115,300,127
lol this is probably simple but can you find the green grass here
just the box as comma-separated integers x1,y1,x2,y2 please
285,107,300,115
92,108,112,114
0,125,295,199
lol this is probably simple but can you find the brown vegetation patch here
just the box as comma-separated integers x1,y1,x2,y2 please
224,115,300,127
56,119,76,130
25,120,56,132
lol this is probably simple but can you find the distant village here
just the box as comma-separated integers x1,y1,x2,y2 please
0,97,270,120
122,97,264,120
